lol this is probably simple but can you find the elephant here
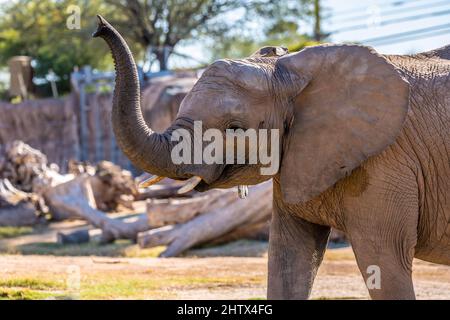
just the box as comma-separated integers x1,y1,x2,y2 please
93,15,450,300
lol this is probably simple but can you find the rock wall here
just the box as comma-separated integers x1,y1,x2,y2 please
0,98,79,171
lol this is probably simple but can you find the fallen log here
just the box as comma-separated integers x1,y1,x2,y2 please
0,201,40,227
1,142,137,218
0,140,71,194
0,178,43,226
146,189,237,227
90,161,137,211
209,218,270,245
57,229,90,245
138,181,272,257
0,178,29,205
44,175,149,242
69,160,137,212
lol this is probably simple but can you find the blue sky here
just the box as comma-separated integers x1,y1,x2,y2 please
324,0,450,54
173,0,450,68
1,0,449,70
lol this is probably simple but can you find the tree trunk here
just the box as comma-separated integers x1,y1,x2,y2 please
155,47,170,71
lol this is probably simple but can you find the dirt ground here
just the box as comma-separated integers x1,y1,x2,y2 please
0,208,448,300
1,243,449,299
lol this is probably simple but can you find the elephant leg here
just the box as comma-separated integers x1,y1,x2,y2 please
351,237,416,300
267,207,331,299
348,199,417,299
342,159,419,300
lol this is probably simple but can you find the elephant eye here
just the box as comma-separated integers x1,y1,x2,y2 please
226,121,247,131
227,125,248,133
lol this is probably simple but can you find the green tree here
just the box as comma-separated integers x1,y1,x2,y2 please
0,0,113,95
0,0,321,95
103,0,321,68
209,0,322,59
105,0,259,71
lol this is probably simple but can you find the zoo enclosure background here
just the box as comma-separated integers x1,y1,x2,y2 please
0,73,195,172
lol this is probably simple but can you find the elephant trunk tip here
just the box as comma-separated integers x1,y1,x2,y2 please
92,15,109,38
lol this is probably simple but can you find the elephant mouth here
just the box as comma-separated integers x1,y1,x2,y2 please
194,163,269,192
194,164,243,191
138,162,271,196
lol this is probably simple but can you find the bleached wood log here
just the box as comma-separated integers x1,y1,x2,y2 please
137,181,272,257
146,189,237,227
44,175,149,243
209,219,270,245
0,140,72,194
89,161,137,211
0,201,40,227
0,178,29,204
0,178,41,226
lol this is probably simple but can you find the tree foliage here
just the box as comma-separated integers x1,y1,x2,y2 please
104,0,319,69
105,0,259,70
0,0,113,94
209,0,320,59
0,0,319,95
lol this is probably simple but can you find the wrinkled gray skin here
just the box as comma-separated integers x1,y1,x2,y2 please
94,16,450,299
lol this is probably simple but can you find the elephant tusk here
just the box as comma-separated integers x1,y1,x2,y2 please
238,185,248,199
177,176,202,194
138,174,165,188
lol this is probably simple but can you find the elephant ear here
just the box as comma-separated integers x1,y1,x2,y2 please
277,44,410,204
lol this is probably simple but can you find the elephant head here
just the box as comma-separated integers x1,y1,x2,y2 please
94,16,410,204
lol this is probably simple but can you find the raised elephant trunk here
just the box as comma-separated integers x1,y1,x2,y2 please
93,15,178,179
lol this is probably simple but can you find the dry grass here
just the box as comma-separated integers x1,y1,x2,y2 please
0,223,448,300
0,254,267,299
0,227,34,239
3,241,165,258
1,242,449,300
